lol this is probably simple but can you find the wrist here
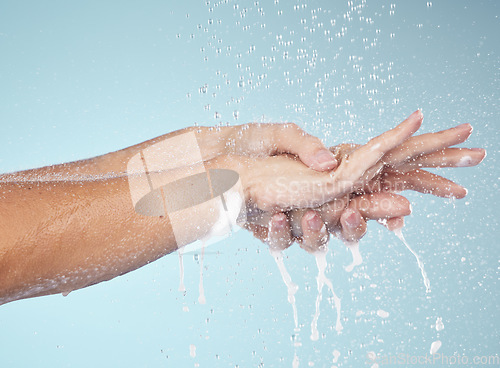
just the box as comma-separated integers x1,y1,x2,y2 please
190,125,238,162
205,154,254,204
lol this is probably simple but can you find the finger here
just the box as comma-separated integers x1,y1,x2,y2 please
339,208,367,243
300,210,329,253
397,148,486,170
329,143,360,162
386,217,405,231
267,123,338,171
330,110,423,195
287,195,349,238
381,169,468,199
378,217,405,231
348,110,423,169
243,223,269,243
319,194,350,234
383,123,473,166
230,123,338,171
267,213,293,251
349,192,412,219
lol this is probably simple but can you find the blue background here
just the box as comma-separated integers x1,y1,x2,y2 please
0,1,498,367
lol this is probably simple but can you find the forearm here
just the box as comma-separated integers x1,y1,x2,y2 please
0,154,246,304
0,126,238,182
0,177,176,303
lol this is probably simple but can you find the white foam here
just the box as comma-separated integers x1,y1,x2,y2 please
311,250,342,341
377,309,389,319
344,242,363,272
178,247,186,293
456,155,472,167
332,349,341,363
435,317,444,331
270,250,302,367
430,340,442,354
270,250,299,328
394,229,431,293
198,241,206,304
189,344,196,358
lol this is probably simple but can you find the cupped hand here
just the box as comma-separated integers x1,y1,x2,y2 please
245,191,412,253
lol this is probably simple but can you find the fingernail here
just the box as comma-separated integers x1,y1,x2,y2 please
410,109,423,120
314,150,337,169
272,214,287,230
306,212,323,232
457,123,473,133
471,148,487,163
345,210,360,228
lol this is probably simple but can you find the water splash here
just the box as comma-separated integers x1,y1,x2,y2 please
344,241,363,272
270,249,301,367
270,249,299,328
178,247,186,293
198,241,206,304
430,340,442,354
435,317,444,331
394,229,431,294
311,250,342,341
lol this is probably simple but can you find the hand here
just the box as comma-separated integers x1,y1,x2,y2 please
233,110,425,212
245,191,411,253
241,111,485,253
194,122,339,171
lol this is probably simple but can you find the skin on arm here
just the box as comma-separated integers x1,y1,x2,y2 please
0,117,398,303
0,123,338,305
0,123,337,183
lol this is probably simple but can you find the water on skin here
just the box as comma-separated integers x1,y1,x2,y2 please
394,229,431,293
311,250,342,341
456,155,473,167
